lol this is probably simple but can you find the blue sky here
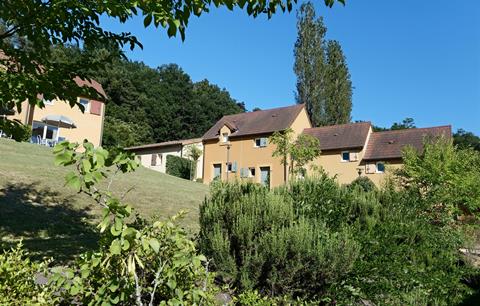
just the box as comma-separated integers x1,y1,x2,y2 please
101,0,480,134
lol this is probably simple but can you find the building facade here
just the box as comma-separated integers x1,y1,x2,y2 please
7,78,106,147
126,138,204,180
202,104,451,187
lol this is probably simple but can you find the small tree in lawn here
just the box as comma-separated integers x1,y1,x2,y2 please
270,128,320,181
186,145,203,181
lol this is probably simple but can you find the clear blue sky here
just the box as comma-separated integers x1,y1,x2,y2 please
101,0,480,134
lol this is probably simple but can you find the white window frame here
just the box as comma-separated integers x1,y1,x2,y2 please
341,151,350,162
376,162,385,173
79,98,90,112
254,137,267,148
248,167,256,178
222,132,229,143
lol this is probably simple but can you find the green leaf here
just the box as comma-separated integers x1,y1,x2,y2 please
66,173,81,191
110,239,122,255
144,14,152,27
149,238,160,253
54,152,73,166
82,159,92,172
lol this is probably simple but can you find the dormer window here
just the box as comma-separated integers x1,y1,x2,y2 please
79,98,90,112
222,132,229,143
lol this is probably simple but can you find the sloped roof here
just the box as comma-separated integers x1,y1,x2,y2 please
202,104,305,140
303,122,372,151
125,138,202,151
363,125,452,160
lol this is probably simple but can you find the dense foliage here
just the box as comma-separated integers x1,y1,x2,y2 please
347,175,376,192
0,244,59,305
166,155,193,180
96,59,246,147
454,128,480,151
294,1,352,126
199,181,359,299
397,137,480,221
200,165,477,304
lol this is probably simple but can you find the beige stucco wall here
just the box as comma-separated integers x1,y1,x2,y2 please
8,98,105,147
202,107,312,188
133,142,204,180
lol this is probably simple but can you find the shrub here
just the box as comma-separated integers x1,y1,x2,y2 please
201,175,475,304
166,155,192,180
347,176,376,192
397,137,480,221
199,181,360,299
49,141,216,305
0,243,59,305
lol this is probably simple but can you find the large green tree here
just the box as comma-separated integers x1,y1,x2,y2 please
324,40,352,124
0,0,344,140
294,1,352,126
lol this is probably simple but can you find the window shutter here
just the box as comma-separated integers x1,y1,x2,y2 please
151,154,157,166
90,100,102,115
350,152,358,161
232,161,238,172
240,168,246,178
366,164,375,174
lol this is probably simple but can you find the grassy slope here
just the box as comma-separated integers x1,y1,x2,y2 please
0,138,208,261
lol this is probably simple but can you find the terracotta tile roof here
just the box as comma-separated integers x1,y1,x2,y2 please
303,122,371,151
125,137,203,151
363,125,452,161
202,104,305,140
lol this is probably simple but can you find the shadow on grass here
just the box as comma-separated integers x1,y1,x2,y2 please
0,182,99,263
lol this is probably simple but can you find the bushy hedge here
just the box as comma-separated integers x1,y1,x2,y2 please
347,175,376,192
199,171,476,304
166,155,191,180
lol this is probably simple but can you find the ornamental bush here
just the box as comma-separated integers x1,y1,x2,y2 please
199,181,360,299
166,155,192,180
200,173,476,304
347,175,376,192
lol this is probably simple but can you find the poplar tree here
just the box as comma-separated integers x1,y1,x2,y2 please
294,2,352,126
294,1,327,127
324,40,352,124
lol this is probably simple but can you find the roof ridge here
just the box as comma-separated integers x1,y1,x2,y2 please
372,125,451,136
222,103,302,118
304,121,371,131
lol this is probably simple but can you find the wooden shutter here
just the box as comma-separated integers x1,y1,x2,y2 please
232,161,238,172
90,100,102,115
260,138,267,147
151,154,157,166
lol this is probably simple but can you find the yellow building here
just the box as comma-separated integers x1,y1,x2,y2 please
7,78,106,147
202,104,451,187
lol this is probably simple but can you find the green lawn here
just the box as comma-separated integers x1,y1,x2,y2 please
0,138,208,262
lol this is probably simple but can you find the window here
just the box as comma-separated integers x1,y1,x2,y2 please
43,99,54,105
376,162,385,173
248,167,256,178
341,151,350,162
222,132,229,143
79,98,90,112
151,154,157,166
213,164,222,180
226,161,237,173
254,138,267,148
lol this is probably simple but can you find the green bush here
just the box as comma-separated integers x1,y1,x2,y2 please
397,137,480,221
199,181,360,299
347,176,376,192
0,243,59,305
200,174,476,304
166,155,192,180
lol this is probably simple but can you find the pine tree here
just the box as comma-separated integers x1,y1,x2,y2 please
324,40,352,124
294,1,327,127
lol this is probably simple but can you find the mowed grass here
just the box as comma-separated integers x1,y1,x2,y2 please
0,138,208,261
